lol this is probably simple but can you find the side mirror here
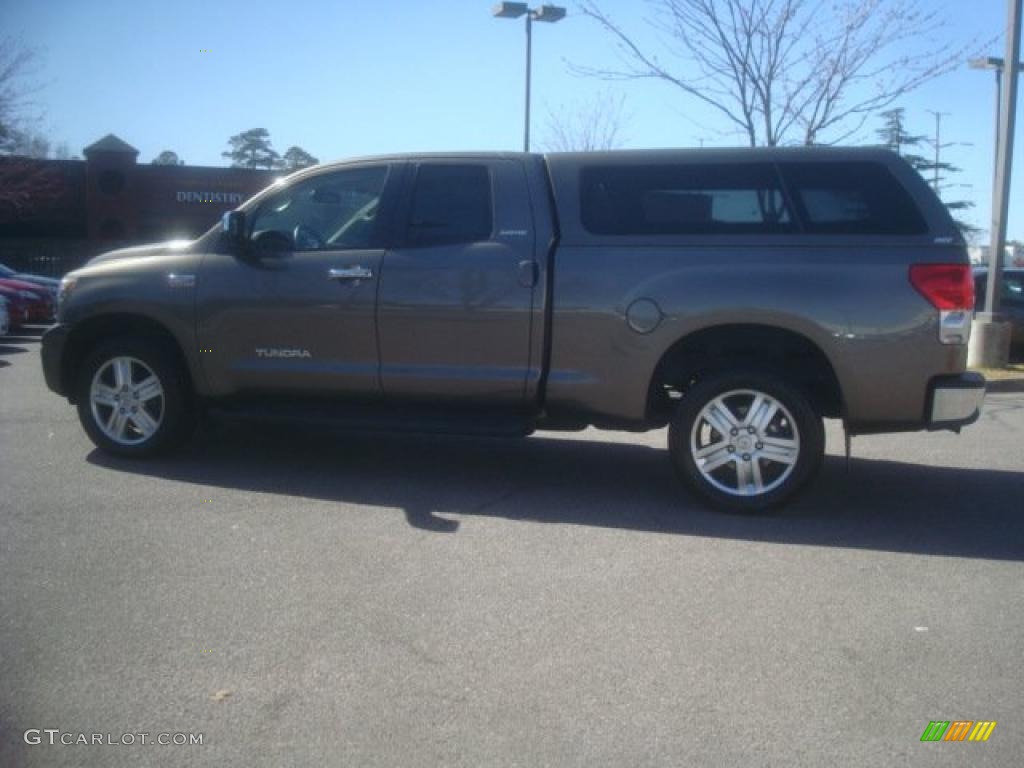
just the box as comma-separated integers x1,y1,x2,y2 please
251,230,293,257
221,210,246,246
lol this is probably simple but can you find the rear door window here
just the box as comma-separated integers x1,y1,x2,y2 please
779,161,927,235
406,164,493,247
580,163,794,236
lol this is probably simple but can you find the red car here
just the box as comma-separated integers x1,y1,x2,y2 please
0,285,33,326
0,279,52,325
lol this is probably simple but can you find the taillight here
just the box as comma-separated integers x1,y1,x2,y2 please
909,264,975,310
909,264,974,345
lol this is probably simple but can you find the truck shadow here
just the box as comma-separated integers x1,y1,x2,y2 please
0,343,30,367
87,423,1024,561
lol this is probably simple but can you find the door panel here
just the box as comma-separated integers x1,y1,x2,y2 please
377,160,537,404
196,164,395,397
197,248,382,396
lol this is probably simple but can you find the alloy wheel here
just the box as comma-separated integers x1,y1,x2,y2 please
689,388,801,497
89,356,165,446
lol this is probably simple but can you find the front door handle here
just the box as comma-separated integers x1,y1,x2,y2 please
328,266,374,282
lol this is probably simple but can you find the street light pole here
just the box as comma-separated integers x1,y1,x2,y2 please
988,0,1021,318
995,66,1003,161
968,0,1022,367
524,11,532,153
493,3,567,153
970,56,1024,281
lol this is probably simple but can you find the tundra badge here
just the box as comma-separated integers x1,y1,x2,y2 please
256,348,312,359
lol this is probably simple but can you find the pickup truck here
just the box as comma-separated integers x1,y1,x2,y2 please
41,148,985,512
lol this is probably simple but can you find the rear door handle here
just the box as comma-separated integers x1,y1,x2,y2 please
328,266,374,282
518,260,539,287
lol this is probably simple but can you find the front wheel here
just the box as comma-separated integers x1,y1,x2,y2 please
669,371,824,513
75,337,195,457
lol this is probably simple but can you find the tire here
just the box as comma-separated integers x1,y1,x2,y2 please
668,370,824,513
75,336,195,457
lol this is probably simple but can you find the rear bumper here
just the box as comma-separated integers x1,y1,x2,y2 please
41,323,70,397
926,372,986,431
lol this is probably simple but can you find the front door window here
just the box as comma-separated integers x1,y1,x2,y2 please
249,167,389,253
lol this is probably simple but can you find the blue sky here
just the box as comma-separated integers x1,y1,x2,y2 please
2,0,1021,239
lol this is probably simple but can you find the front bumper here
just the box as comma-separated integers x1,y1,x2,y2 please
926,372,986,431
41,323,71,397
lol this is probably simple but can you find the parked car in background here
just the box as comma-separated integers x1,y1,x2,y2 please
0,285,33,327
0,296,9,337
0,263,60,298
974,267,1024,355
0,280,52,325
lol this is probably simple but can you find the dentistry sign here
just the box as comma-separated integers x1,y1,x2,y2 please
176,191,244,205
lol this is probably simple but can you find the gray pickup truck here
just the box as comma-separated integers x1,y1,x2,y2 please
42,148,985,511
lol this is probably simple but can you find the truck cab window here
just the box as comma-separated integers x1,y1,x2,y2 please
407,164,493,247
249,166,388,251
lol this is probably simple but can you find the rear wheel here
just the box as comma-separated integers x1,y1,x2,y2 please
669,371,824,513
76,337,194,457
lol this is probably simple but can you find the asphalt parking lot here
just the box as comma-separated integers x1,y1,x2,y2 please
2,327,1023,768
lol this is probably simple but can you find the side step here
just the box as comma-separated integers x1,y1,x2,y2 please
206,398,535,438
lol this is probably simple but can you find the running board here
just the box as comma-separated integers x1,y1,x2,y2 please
206,398,535,438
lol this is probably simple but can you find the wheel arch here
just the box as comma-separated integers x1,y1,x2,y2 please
646,323,844,423
62,313,196,404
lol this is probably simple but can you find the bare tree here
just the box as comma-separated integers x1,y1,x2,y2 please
575,0,970,146
0,36,43,154
0,38,62,224
543,91,629,152
0,156,65,225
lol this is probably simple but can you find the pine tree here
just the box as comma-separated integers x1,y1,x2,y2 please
279,146,319,171
875,109,978,239
222,129,280,170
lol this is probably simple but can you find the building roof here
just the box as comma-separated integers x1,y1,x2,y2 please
82,134,139,158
